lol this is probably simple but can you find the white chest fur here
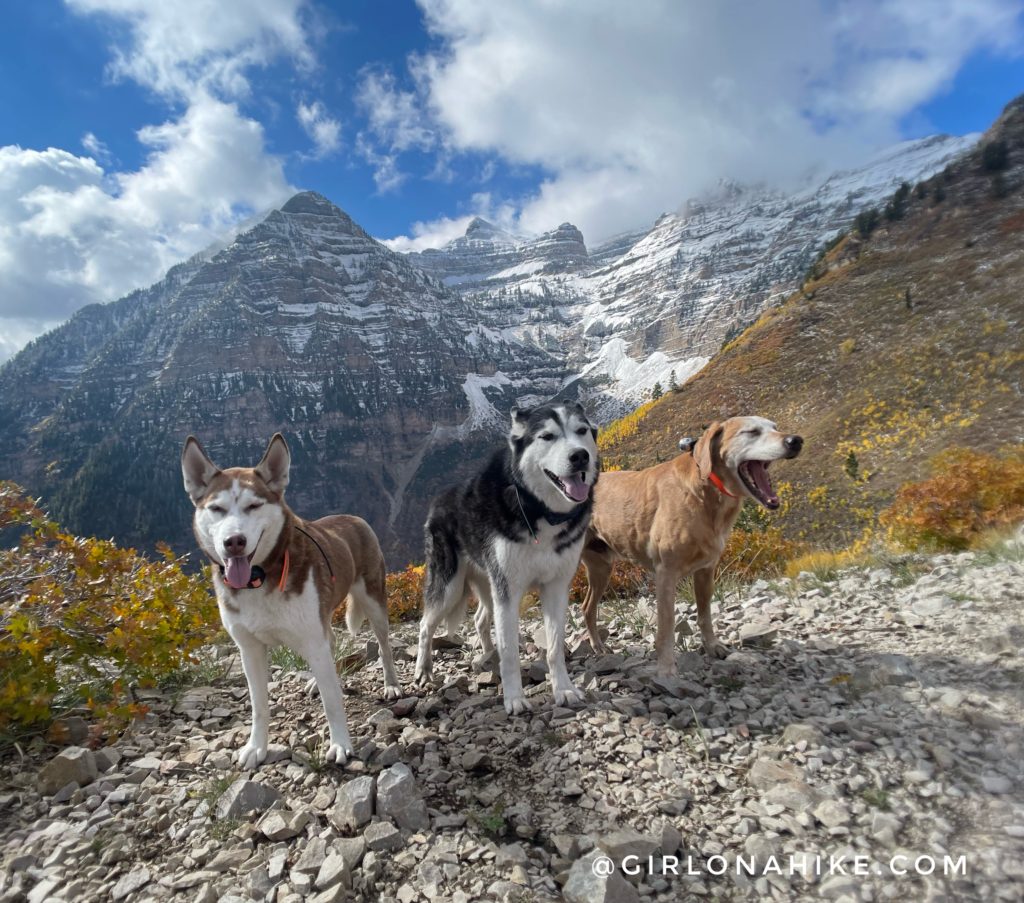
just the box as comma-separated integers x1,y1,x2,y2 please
492,520,583,591
215,567,326,656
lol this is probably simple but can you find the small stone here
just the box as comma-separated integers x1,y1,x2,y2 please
333,836,366,873
813,799,851,828
763,780,823,811
376,763,429,831
981,774,1013,794
292,837,328,876
315,852,352,890
748,757,803,789
38,746,98,795
597,828,660,860
258,808,310,841
330,775,376,830
739,621,777,647
782,724,825,747
461,749,488,771
215,779,282,819
364,820,403,852
563,851,639,903
111,866,151,901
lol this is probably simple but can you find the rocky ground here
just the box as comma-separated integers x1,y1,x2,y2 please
2,536,1023,903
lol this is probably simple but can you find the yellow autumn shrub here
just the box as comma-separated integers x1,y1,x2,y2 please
0,482,218,731
384,563,426,622
879,446,1024,551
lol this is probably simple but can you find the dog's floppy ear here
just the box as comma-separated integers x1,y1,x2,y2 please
255,433,290,495
181,436,220,504
509,407,531,440
693,422,724,480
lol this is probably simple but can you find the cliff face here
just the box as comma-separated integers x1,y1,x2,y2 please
0,192,566,565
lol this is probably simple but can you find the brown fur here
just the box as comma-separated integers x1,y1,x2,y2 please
580,417,795,675
199,466,387,632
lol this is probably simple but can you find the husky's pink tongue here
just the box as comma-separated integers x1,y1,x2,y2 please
563,473,590,503
225,555,252,589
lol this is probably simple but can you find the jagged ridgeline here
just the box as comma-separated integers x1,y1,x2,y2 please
600,96,1024,549
0,123,984,566
0,193,565,566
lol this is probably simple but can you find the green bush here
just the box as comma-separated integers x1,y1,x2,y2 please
0,482,218,732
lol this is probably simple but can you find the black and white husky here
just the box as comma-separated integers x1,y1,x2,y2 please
414,401,600,714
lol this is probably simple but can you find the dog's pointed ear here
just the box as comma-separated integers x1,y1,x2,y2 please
693,422,724,479
509,407,530,440
181,436,220,505
256,433,290,495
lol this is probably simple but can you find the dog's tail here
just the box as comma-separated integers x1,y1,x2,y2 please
345,592,366,636
344,556,387,637
423,513,460,612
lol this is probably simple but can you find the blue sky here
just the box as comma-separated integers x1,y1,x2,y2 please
1,0,1023,360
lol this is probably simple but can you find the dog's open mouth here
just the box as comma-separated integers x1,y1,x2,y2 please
223,546,259,589
738,460,780,509
544,469,591,503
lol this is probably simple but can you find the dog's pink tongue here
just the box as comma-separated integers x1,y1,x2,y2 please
563,474,590,503
225,556,252,589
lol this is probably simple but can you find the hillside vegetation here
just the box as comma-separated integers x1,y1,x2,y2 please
599,96,1024,551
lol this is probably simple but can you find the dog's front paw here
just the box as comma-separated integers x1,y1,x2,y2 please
382,683,402,701
590,636,611,655
413,663,432,687
504,694,533,716
324,740,354,766
553,686,585,707
236,740,268,770
304,677,319,698
706,640,730,659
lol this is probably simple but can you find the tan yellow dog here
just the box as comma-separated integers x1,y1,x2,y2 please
580,416,802,676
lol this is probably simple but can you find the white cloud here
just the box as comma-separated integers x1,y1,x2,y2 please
356,67,435,152
297,99,341,157
0,0,316,361
373,0,1023,243
65,0,314,98
0,95,294,357
81,131,111,163
382,191,518,251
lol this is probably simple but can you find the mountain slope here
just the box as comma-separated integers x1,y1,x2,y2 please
599,99,1024,548
410,134,976,417
0,193,566,564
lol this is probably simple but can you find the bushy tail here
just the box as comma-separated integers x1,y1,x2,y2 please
345,557,386,637
423,516,460,611
345,593,366,636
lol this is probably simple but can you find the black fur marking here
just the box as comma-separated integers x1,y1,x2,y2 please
422,410,598,612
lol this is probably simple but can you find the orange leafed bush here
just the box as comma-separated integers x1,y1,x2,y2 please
880,445,1024,551
0,482,218,731
568,559,651,606
383,563,426,622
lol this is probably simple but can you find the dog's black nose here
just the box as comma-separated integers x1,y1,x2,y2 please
784,435,803,457
224,534,247,556
569,449,590,470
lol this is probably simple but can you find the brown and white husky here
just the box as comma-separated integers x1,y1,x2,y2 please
181,432,401,769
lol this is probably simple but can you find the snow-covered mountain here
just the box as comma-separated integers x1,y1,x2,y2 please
0,132,980,563
408,132,978,417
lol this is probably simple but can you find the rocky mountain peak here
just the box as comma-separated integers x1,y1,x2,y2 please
274,191,371,240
